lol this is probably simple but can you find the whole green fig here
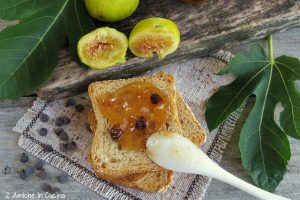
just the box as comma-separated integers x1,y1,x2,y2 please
85,0,139,22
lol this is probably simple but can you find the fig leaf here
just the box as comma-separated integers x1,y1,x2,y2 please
0,0,95,99
205,39,300,191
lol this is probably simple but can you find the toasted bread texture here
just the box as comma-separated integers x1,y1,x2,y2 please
176,93,206,145
88,72,206,192
88,72,181,178
88,110,174,193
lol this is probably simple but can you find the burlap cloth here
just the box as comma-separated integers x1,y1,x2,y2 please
13,50,242,200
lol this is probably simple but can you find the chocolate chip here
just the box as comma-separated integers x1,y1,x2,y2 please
2,166,12,175
54,128,64,136
85,123,92,133
57,174,68,183
34,160,44,170
135,117,147,130
61,116,71,125
75,104,84,112
65,99,76,107
66,141,77,151
24,166,34,175
51,187,61,194
109,127,123,140
41,183,52,192
43,145,53,153
38,128,48,136
40,113,49,122
19,170,27,180
20,153,29,163
59,131,69,141
150,93,162,104
37,171,48,179
55,117,64,127
59,143,68,152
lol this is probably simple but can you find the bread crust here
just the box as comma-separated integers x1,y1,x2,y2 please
87,72,206,192
88,110,173,193
88,72,181,176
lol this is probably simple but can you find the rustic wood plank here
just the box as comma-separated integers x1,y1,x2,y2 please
1,0,299,99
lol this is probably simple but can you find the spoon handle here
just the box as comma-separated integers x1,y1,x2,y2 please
196,156,290,200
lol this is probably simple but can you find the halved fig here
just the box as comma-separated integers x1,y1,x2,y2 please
77,27,128,69
129,18,180,58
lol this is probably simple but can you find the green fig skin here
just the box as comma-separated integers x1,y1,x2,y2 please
85,0,139,22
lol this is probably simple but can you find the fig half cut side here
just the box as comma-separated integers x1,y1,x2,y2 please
129,18,180,59
77,27,128,69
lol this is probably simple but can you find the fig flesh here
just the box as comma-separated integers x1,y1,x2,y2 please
77,27,128,69
129,18,180,58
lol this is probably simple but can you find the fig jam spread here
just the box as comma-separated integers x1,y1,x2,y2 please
99,81,170,151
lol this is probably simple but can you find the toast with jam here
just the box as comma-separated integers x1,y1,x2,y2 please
88,72,206,192
88,110,173,192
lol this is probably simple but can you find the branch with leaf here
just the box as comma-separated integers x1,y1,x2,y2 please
205,36,300,192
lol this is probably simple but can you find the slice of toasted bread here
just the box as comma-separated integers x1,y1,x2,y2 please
176,93,206,145
87,72,206,192
88,72,181,178
88,109,174,193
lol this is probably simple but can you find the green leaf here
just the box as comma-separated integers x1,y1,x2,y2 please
0,0,95,99
205,43,300,191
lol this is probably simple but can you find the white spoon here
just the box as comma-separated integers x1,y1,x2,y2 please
146,131,290,200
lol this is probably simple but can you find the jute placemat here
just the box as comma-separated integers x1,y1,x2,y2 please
14,50,242,200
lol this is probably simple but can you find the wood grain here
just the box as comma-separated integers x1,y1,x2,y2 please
0,97,101,200
1,4,300,200
2,0,298,99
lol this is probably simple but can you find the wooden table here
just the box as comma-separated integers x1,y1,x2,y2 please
1,27,300,200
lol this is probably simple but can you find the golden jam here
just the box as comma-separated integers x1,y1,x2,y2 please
99,81,170,151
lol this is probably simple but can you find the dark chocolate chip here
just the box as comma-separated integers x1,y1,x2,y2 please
65,99,76,107
150,93,162,104
61,116,71,125
55,117,64,127
24,166,34,175
37,171,48,179
51,187,61,194
38,128,48,136
34,160,44,170
59,143,68,152
135,117,147,130
57,174,68,183
85,123,92,133
41,183,52,192
66,141,77,151
59,131,69,141
43,145,53,153
19,170,27,180
2,166,12,175
75,104,84,112
20,153,29,163
54,128,64,136
40,113,49,122
109,127,123,140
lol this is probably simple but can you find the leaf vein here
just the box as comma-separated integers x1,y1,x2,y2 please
214,63,270,124
274,63,299,136
0,0,69,90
